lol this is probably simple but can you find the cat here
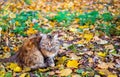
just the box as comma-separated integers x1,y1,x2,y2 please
40,34,60,67
0,33,60,70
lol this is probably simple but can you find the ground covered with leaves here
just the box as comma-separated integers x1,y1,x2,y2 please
0,0,120,77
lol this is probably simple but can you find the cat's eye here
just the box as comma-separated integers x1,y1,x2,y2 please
47,35,52,39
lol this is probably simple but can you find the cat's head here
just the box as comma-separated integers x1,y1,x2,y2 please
40,34,60,57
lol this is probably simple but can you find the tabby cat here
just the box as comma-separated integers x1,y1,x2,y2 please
0,33,60,70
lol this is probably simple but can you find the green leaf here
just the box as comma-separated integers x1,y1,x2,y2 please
78,11,99,25
5,72,12,77
76,69,84,74
102,13,113,21
109,49,117,55
38,28,51,34
33,23,39,29
24,0,32,5
68,44,77,52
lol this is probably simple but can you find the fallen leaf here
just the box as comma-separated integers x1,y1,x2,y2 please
0,27,2,36
79,25,89,29
23,67,31,72
7,63,22,72
14,66,22,72
60,69,72,76
97,52,106,57
76,69,84,74
105,44,114,50
69,53,81,60
26,27,37,35
4,72,12,77
56,56,67,65
67,60,79,68
69,27,77,33
108,74,117,77
20,73,27,77
98,69,113,76
13,46,19,52
2,46,10,52
97,62,115,69
49,71,55,75
0,70,5,77
39,68,50,72
84,33,93,42
72,74,81,77
94,75,101,77
97,40,108,44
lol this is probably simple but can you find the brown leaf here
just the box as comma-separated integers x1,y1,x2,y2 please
60,69,72,76
97,62,115,69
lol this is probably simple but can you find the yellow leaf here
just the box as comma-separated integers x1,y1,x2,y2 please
84,33,93,42
8,63,22,72
108,74,117,77
15,21,20,26
26,27,37,35
75,39,84,44
23,67,31,72
13,66,22,72
0,70,5,77
97,52,106,57
60,69,72,76
49,21,55,27
9,33,15,37
69,28,77,33
74,18,80,23
98,69,113,76
39,68,49,72
79,25,89,29
20,73,27,77
13,46,19,52
99,71,105,75
116,25,120,30
2,46,10,52
67,60,79,68
16,3,22,8
29,23,34,27
56,56,67,65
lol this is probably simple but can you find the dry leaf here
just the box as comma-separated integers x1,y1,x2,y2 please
2,46,10,52
39,68,50,72
56,56,67,65
97,62,115,69
72,74,81,77
60,69,72,76
69,53,81,60
108,74,117,77
105,44,114,50
97,40,108,44
20,73,27,77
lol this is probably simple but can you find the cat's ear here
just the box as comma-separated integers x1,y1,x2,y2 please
54,34,58,39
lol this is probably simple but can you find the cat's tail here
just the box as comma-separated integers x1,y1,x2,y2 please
0,52,18,63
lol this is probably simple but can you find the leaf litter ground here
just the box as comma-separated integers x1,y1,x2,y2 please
0,0,120,77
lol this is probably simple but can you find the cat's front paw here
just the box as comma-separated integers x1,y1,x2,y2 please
49,63,55,67
45,57,55,67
